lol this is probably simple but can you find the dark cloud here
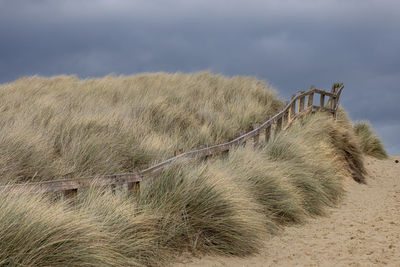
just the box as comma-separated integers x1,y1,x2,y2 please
0,0,399,154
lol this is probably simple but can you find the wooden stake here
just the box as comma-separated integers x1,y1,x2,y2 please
298,91,305,112
307,86,315,107
276,117,283,133
127,181,140,197
63,172,77,206
265,125,271,142
253,124,260,148
320,94,325,107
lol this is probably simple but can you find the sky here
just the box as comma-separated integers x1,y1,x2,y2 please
0,0,399,154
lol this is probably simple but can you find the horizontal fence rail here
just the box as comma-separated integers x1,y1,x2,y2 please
0,83,344,198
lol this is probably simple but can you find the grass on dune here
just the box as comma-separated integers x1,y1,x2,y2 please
285,110,367,183
222,147,306,226
138,162,267,256
77,189,169,267
0,72,384,265
0,189,126,267
353,121,388,159
0,72,283,183
0,112,363,266
261,114,346,216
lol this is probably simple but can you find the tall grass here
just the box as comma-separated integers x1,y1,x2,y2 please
353,121,388,159
0,73,377,265
0,72,283,183
285,111,367,183
138,162,267,256
222,147,306,226
77,189,169,266
0,189,125,266
0,111,361,266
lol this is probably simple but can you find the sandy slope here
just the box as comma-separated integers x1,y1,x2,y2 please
176,156,400,267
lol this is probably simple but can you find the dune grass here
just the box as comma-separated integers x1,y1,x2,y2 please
77,189,169,267
353,121,388,159
0,72,381,265
138,162,267,256
0,189,126,266
0,72,283,183
285,110,367,183
0,111,363,266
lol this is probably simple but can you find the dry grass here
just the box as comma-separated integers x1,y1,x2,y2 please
286,110,367,183
77,189,169,266
221,147,306,226
0,73,381,265
353,121,388,159
138,162,267,257
0,112,365,266
0,189,125,266
0,72,283,183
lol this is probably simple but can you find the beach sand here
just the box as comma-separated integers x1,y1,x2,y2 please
175,156,400,266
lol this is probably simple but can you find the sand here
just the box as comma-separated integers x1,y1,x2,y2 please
175,156,400,266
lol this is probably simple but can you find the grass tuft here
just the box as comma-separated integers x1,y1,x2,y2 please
0,189,125,266
138,162,267,256
353,121,388,159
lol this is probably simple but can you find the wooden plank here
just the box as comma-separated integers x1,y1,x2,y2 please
265,125,271,142
320,94,325,107
276,117,283,132
313,89,336,97
288,98,296,121
283,111,289,128
307,87,314,107
253,124,260,148
253,132,259,147
298,91,306,112
0,173,143,194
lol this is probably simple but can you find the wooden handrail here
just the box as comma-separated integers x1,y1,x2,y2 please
0,84,344,195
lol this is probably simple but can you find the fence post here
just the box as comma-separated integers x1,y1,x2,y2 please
307,86,315,108
127,181,140,197
111,184,116,195
253,124,260,148
288,94,296,122
239,131,246,147
298,91,306,112
221,149,230,158
320,94,325,108
174,148,184,157
283,111,289,128
63,172,77,206
265,124,271,142
276,117,283,133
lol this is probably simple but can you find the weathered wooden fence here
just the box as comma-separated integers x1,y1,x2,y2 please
0,83,344,200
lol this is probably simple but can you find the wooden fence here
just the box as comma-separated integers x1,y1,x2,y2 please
0,83,344,199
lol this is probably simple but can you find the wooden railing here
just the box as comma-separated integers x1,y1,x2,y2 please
0,83,344,198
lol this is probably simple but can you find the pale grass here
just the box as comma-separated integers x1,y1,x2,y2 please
0,72,283,183
0,73,384,266
353,121,388,159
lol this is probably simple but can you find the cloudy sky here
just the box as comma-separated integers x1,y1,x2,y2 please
0,0,399,154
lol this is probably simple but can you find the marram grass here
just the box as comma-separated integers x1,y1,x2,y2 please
0,73,385,266
0,72,283,183
353,121,388,159
0,112,367,266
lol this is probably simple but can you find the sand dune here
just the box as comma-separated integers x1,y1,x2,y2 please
176,156,400,266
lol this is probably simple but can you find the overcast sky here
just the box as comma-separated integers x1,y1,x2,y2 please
0,0,399,154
